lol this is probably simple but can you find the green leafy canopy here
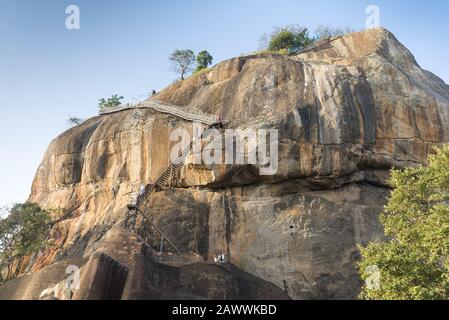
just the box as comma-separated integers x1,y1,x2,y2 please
169,49,196,80
267,26,313,53
0,203,51,283
359,146,449,300
195,50,213,73
98,94,124,111
259,25,355,54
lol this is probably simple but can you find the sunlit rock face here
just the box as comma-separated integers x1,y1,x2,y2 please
5,28,449,300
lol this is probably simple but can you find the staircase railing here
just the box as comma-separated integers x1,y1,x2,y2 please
137,209,182,254
126,122,221,255
99,100,224,126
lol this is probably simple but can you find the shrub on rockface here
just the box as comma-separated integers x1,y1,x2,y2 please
359,146,449,300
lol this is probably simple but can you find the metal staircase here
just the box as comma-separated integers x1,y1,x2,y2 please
125,114,223,255
138,214,182,254
126,139,204,254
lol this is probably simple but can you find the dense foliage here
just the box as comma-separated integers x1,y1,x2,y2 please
260,25,355,54
195,50,213,73
267,26,313,53
0,203,51,283
359,146,449,300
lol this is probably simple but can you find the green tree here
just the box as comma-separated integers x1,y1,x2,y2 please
0,203,51,283
359,146,449,300
67,117,83,126
195,50,213,73
98,94,124,112
263,25,313,53
169,49,196,80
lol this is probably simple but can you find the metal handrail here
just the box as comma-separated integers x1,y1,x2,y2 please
99,100,224,126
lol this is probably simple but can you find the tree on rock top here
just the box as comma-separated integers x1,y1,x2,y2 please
260,24,355,54
169,49,196,80
263,25,313,54
67,117,84,127
359,145,449,300
195,50,213,73
98,95,124,112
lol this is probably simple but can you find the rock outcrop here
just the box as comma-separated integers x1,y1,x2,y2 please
2,28,449,300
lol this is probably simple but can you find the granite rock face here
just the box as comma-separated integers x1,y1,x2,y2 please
2,28,449,300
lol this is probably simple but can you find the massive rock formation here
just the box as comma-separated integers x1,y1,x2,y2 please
2,28,449,300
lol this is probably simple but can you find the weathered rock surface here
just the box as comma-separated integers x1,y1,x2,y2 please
1,28,449,300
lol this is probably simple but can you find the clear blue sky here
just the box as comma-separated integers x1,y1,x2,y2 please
1,0,448,207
